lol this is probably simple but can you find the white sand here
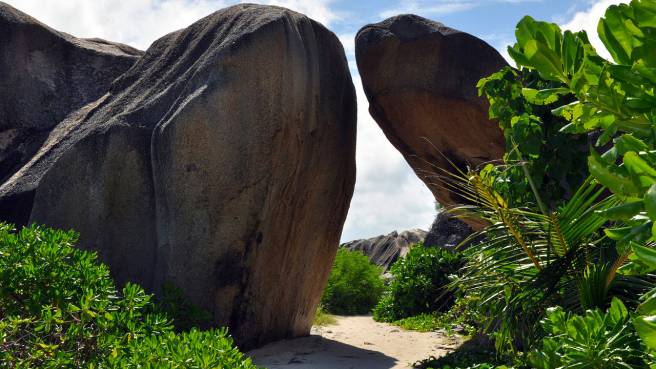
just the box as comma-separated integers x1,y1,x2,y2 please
247,315,461,369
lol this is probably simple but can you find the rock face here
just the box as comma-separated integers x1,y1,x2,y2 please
355,15,507,207
342,229,426,271
0,4,356,349
424,212,473,250
0,2,142,188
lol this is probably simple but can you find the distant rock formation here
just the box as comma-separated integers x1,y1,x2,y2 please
0,2,142,190
355,14,507,209
0,4,356,349
424,212,473,250
342,229,427,271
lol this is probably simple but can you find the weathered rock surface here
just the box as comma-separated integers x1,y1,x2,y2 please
0,2,142,187
342,229,426,271
0,4,356,349
424,212,472,250
355,15,507,208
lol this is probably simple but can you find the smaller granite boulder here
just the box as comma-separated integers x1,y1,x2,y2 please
342,229,427,271
424,212,473,250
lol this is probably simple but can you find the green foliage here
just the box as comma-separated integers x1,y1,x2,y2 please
435,2,656,368
373,244,463,322
313,304,337,326
393,313,442,332
393,293,482,336
320,248,384,315
529,298,650,368
416,335,514,369
445,169,654,352
108,328,257,368
477,67,588,210
0,223,258,368
157,282,212,331
499,0,656,354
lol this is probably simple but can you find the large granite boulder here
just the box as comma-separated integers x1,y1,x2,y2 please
342,229,426,272
0,4,356,349
355,15,507,208
0,2,142,188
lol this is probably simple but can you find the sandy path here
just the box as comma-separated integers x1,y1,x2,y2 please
247,315,461,369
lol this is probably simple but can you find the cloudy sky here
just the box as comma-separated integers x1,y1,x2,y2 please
6,0,626,242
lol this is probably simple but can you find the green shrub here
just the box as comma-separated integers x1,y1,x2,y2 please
0,223,258,368
393,313,442,332
417,334,513,369
320,248,384,315
157,281,212,331
373,243,463,322
529,298,650,369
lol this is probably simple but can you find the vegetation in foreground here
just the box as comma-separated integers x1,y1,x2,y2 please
420,0,656,367
313,304,337,326
0,223,258,368
320,248,385,315
373,244,463,323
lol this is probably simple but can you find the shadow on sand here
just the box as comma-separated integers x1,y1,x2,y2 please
248,334,399,369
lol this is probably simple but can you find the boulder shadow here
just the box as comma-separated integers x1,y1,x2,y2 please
247,334,398,369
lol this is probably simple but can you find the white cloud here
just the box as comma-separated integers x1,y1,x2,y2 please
379,1,476,19
3,0,339,49
4,0,225,49
338,33,355,60
560,0,630,61
341,78,436,242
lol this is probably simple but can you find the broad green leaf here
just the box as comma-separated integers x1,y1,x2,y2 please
634,315,656,350
596,200,644,220
605,226,633,240
634,243,656,268
599,3,644,65
634,59,656,83
588,149,641,196
624,151,656,188
608,297,628,325
634,0,656,28
615,134,649,155
521,87,570,105
638,287,656,315
646,184,656,220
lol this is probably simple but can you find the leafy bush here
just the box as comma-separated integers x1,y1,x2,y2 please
373,244,463,322
320,248,384,315
529,298,650,369
393,313,442,332
0,223,258,368
442,0,656,358
417,334,513,369
157,281,212,331
501,0,656,353
392,293,482,335
477,67,588,210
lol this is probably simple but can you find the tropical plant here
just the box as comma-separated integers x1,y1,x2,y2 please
320,248,385,315
477,67,588,210
529,298,649,368
497,0,656,353
373,244,463,322
443,166,653,352
0,223,258,368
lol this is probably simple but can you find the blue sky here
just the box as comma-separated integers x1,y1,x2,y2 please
6,0,623,242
